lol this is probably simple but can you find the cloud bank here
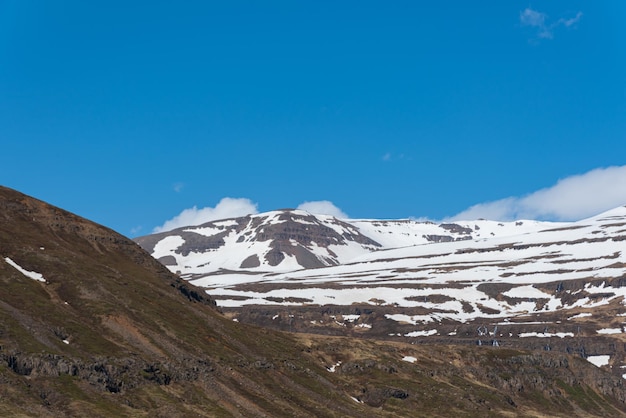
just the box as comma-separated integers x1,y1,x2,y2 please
520,8,582,40
450,166,626,221
296,200,348,218
153,197,258,233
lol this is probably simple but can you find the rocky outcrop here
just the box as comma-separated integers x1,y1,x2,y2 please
1,351,216,393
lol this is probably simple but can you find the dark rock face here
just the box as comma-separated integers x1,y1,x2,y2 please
175,230,230,256
440,223,473,235
423,234,455,243
250,212,382,268
265,249,285,266
157,255,177,266
240,254,260,268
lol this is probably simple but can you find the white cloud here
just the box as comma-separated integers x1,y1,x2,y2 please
520,8,582,40
559,11,583,28
382,152,409,162
450,166,626,222
297,201,348,218
520,8,546,28
153,197,258,233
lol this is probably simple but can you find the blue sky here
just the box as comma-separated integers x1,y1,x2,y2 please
1,1,625,236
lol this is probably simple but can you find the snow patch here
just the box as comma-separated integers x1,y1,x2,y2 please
152,235,185,258
402,356,417,363
327,361,342,373
4,257,46,282
518,332,574,338
597,328,622,335
587,355,610,367
405,329,437,337
568,313,592,320
385,314,434,325
503,285,550,299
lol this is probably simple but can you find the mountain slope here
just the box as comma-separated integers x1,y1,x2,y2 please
2,186,626,417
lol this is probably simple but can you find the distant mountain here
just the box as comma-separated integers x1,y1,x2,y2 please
136,206,626,381
2,185,626,417
135,209,556,274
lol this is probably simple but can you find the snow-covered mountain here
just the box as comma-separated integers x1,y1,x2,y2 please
137,207,624,326
135,209,558,276
136,206,626,317
137,206,626,371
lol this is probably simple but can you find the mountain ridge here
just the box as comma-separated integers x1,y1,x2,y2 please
135,208,560,276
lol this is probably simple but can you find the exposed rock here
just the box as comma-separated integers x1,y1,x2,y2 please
240,254,260,268
157,255,177,266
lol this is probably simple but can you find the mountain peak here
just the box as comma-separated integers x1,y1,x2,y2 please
136,208,563,276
